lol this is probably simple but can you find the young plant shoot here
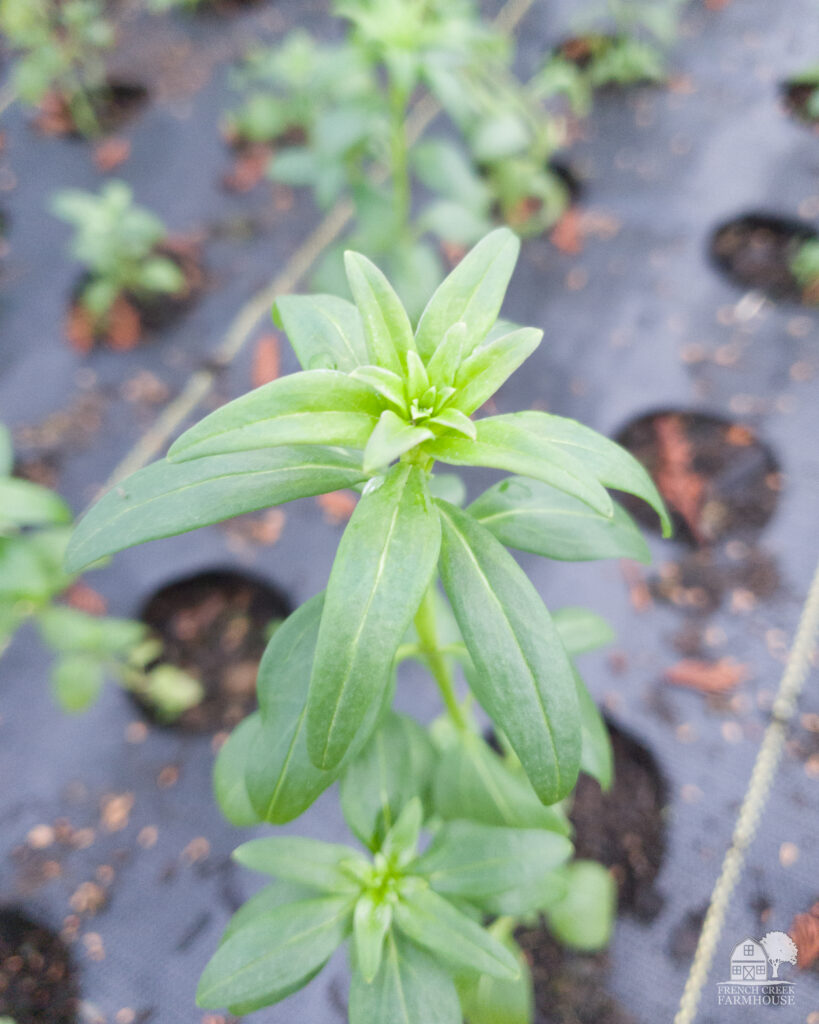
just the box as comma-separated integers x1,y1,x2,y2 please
66,229,670,1022
0,0,114,137
0,424,202,718
51,180,186,334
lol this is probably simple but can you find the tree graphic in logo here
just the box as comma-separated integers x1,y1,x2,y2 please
761,932,798,979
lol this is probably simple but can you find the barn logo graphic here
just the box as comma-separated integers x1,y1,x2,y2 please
717,932,797,1007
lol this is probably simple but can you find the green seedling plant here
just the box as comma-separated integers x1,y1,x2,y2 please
567,0,681,88
0,424,202,719
788,63,819,121
227,0,576,316
66,229,670,1022
0,0,114,137
791,238,819,302
51,181,186,331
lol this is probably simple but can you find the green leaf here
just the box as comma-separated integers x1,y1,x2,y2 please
426,418,614,518
0,424,13,476
51,654,104,712
0,478,72,528
508,411,671,536
350,366,408,414
469,477,650,563
213,714,263,827
414,228,520,361
167,371,382,462
306,465,441,770
574,671,613,790
0,529,71,602
413,820,571,903
65,446,367,573
221,881,319,943
433,733,570,833
394,882,519,980
248,594,387,823
546,860,616,951
412,139,491,210
354,894,393,983
381,798,423,863
452,328,542,414
458,927,533,1024
344,250,416,374
428,472,467,507
363,411,434,473
421,200,494,247
436,501,581,805
273,293,369,372
37,606,146,655
429,408,476,440
426,322,467,387
552,607,615,656
196,897,353,1010
233,837,366,893
349,930,461,1024
340,711,436,850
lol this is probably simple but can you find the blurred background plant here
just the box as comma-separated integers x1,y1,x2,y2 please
791,237,819,303
51,181,186,338
0,424,203,720
0,0,114,137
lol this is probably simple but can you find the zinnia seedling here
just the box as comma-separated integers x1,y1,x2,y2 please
66,228,670,1022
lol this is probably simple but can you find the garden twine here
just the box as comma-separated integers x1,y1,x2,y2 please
675,555,819,1024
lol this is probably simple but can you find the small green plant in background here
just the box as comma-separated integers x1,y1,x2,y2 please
51,181,186,332
0,0,114,138
66,229,670,1022
787,63,819,121
227,0,579,316
791,238,819,302
564,0,681,88
0,424,202,720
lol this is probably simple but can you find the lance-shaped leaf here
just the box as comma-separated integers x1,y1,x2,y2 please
213,713,263,827
307,465,441,770
451,327,541,414
65,446,367,573
394,882,519,980
221,881,318,943
574,670,613,790
273,293,368,372
196,897,353,1010
168,371,382,462
457,928,533,1024
412,821,571,902
353,894,393,983
426,419,613,517
429,407,476,440
340,711,436,850
345,251,416,374
350,366,408,414
436,501,581,804
364,411,434,473
432,733,570,833
545,860,616,952
349,930,461,1024
415,228,520,361
500,411,671,535
469,476,650,563
426,321,468,387
248,594,390,823
233,837,366,893
553,607,615,656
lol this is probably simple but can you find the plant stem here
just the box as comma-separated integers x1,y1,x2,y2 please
388,83,411,241
414,584,467,730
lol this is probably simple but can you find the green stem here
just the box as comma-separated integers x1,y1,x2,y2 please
414,584,467,731
388,83,411,241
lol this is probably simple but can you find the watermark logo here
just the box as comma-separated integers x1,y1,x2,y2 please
717,932,797,1007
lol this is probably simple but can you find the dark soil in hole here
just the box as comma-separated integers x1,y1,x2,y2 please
710,213,817,303
571,721,668,921
781,80,819,129
0,909,80,1024
516,927,635,1024
137,569,290,732
65,239,205,353
615,410,781,546
35,81,149,138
